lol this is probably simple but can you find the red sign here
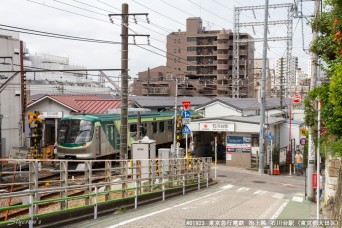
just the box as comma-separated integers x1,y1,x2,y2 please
300,138,307,145
312,173,317,189
292,93,302,104
182,101,191,110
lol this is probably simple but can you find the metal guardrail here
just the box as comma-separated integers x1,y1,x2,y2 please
0,157,211,227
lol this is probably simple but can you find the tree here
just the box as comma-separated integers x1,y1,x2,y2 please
305,0,342,157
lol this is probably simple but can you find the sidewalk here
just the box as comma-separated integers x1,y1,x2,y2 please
277,199,316,220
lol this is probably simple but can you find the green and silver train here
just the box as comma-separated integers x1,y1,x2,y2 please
57,112,179,160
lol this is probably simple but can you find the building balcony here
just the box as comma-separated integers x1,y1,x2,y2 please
178,88,195,96
142,87,170,95
195,70,217,75
217,64,229,70
217,43,229,49
217,53,229,59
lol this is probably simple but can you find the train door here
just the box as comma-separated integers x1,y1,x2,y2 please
95,126,101,155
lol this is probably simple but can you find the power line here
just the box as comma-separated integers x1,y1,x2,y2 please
0,24,125,45
26,0,111,24
132,0,185,26
187,0,233,25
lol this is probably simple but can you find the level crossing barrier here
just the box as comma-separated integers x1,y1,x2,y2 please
0,157,212,227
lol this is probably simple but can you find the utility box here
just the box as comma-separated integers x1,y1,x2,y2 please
158,148,171,172
131,136,156,179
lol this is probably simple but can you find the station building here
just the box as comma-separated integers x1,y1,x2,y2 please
187,97,305,169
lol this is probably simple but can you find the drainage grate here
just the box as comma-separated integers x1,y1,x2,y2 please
253,181,266,184
217,175,227,177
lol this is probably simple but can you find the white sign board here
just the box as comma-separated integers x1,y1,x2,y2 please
200,122,234,132
182,118,191,125
40,111,63,118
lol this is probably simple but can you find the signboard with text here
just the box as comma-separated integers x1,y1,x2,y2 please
226,136,251,153
200,122,234,132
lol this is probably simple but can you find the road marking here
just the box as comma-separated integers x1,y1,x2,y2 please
271,199,289,219
292,196,303,202
236,187,250,192
107,189,225,228
181,206,197,210
253,190,267,195
264,199,290,228
272,193,284,199
220,184,234,189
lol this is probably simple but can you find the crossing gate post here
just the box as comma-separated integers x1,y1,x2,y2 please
60,160,68,210
122,160,127,198
94,186,98,219
105,161,111,200
137,160,142,194
85,161,92,206
161,159,165,201
33,161,39,214
149,160,153,192
134,178,138,209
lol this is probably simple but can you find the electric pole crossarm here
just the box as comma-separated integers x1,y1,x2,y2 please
235,37,290,43
238,20,290,27
235,3,293,11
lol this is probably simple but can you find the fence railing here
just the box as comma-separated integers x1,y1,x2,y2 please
0,157,212,227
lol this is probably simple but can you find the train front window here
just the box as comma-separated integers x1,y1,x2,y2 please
59,119,94,144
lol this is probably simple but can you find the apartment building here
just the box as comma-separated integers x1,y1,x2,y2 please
133,17,255,98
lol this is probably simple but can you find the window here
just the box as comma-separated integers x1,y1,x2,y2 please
174,39,177,44
159,121,165,133
152,122,158,133
168,121,173,130
130,124,137,133
174,49,177,53
178,39,181,43
178,49,181,53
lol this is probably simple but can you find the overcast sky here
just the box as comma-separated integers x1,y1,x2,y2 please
0,0,314,83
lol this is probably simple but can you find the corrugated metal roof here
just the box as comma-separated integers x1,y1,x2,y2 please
28,94,129,114
76,100,122,114
197,97,292,111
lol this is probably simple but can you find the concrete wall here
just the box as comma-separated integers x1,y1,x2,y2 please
0,34,22,157
324,158,341,206
226,152,251,168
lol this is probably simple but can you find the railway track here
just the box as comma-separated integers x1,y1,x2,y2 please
1,176,108,222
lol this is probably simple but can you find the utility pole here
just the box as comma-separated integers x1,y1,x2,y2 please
280,58,284,110
259,0,269,174
306,0,320,201
147,67,150,96
173,77,178,157
109,4,149,160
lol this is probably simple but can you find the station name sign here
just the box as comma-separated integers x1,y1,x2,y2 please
200,122,234,132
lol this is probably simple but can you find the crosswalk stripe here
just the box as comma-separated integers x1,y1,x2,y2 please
272,193,284,199
220,184,235,190
236,187,250,192
253,190,267,195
